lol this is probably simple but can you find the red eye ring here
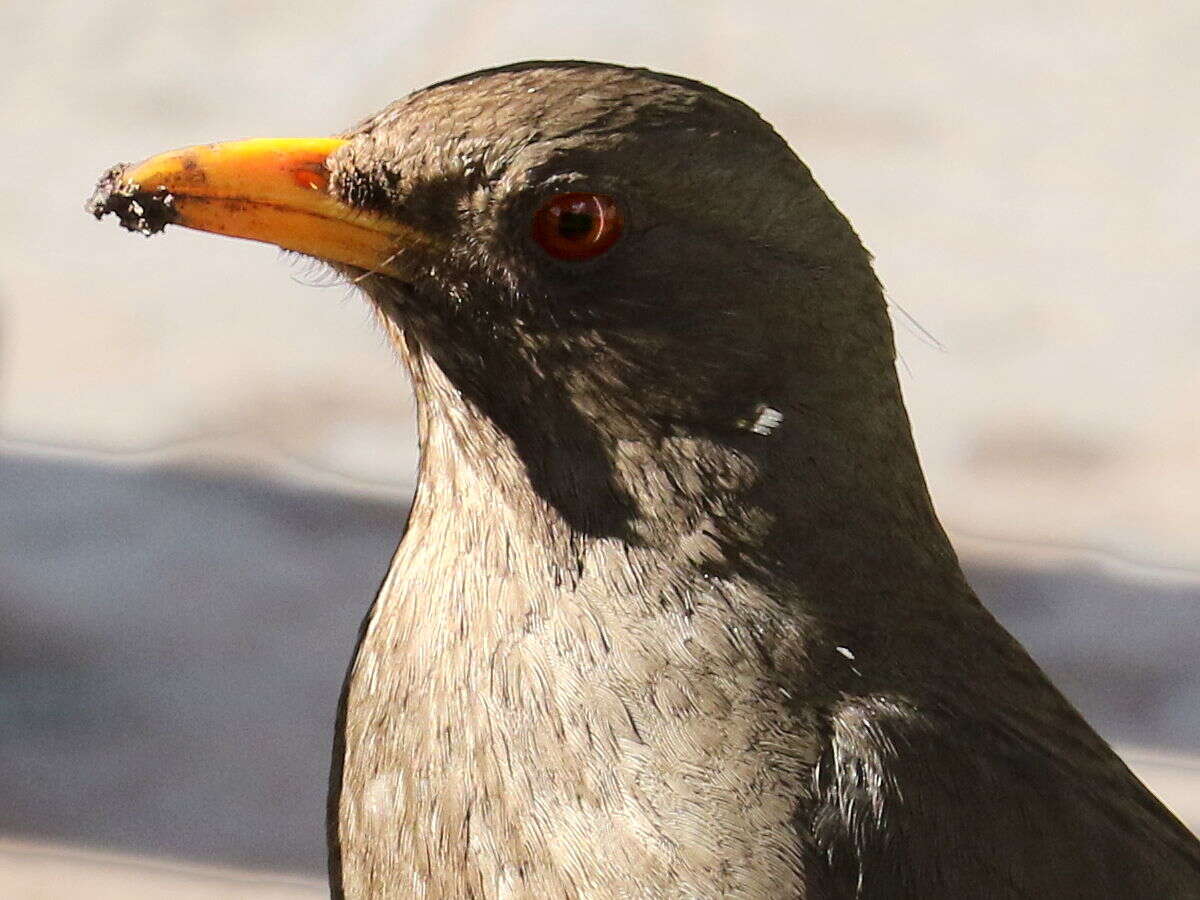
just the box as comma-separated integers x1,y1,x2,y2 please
531,192,624,261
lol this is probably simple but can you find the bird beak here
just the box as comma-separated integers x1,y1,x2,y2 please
89,137,432,275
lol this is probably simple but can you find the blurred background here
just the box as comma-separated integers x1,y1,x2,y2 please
2,0,1197,895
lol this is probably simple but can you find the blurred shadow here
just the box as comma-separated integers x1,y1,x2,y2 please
1,452,1196,874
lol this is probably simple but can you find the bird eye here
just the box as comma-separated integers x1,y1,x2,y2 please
531,192,623,261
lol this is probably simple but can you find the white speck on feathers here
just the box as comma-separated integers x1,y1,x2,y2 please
749,405,783,436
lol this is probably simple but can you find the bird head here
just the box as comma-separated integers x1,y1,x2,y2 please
90,62,916,542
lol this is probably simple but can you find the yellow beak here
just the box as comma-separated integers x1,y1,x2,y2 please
90,137,433,275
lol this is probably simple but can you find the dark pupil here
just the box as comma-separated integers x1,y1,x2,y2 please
558,210,594,240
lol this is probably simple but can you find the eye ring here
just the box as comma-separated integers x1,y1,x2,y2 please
531,192,624,261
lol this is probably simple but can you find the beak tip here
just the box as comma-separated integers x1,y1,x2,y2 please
87,163,179,236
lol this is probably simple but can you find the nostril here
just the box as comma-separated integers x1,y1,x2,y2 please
292,163,330,192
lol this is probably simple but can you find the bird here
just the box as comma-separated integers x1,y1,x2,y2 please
89,61,1200,898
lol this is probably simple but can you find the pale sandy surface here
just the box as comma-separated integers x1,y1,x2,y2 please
0,839,323,900
2,1,1198,565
